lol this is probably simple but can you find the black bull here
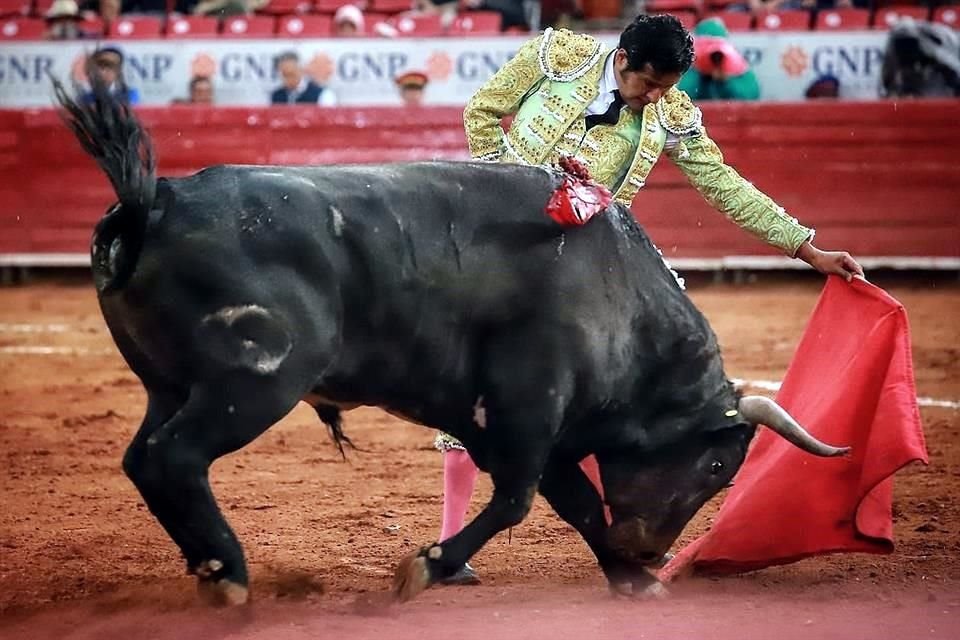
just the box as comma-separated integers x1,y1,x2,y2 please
55,82,849,606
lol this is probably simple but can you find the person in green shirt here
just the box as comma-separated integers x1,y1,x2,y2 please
677,17,761,101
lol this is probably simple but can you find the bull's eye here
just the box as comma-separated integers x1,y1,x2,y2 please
710,460,724,475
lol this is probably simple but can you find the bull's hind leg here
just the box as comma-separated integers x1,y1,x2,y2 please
123,373,307,606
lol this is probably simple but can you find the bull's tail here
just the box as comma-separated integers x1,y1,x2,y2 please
52,75,156,292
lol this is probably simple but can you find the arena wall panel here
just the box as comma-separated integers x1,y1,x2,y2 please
1,100,958,267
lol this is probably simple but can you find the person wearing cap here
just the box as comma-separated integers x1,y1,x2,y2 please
44,0,86,40
333,3,365,36
395,70,428,107
677,17,760,101
81,46,141,105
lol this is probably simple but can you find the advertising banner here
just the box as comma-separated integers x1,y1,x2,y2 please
0,31,888,107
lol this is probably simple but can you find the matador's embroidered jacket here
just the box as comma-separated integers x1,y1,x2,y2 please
463,27,814,256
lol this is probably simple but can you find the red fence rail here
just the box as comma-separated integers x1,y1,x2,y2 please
1,100,958,267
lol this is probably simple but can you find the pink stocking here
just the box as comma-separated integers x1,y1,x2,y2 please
440,449,479,541
578,455,611,525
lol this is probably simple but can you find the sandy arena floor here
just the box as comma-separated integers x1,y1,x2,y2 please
0,272,957,639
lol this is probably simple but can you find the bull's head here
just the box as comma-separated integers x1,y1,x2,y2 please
597,395,849,566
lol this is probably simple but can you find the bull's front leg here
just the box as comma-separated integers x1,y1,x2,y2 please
538,456,666,599
392,398,556,601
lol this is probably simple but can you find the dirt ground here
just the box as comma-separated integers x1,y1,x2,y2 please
1,272,958,639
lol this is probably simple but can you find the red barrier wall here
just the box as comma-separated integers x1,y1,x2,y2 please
1,101,958,263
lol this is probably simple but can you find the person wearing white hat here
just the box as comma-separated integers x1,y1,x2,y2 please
44,0,85,40
333,4,365,36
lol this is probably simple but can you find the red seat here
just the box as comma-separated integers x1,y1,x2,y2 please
756,10,810,31
258,0,313,15
705,0,740,9
314,0,355,12
277,14,331,36
702,12,752,31
669,10,697,31
815,8,870,30
388,12,442,36
932,5,959,29
0,0,28,17
370,0,410,13
645,0,699,11
166,16,219,38
33,0,53,16
874,5,929,29
79,15,104,36
221,15,275,37
448,10,500,34
0,16,43,38
109,16,163,38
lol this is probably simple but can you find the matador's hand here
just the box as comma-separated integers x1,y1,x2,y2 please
796,242,865,282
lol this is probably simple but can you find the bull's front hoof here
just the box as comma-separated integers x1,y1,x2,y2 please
637,581,669,600
197,578,250,607
392,551,431,602
608,580,670,600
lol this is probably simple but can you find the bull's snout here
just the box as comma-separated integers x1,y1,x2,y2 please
605,518,672,565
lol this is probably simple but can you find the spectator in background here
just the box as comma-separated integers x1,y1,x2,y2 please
80,46,140,105
192,0,267,17
171,76,215,104
395,70,428,106
44,0,86,40
97,0,121,23
677,17,759,100
188,75,215,104
270,51,338,106
333,4,365,35
880,18,960,98
805,73,840,99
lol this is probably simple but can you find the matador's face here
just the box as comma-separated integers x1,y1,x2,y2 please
614,51,682,112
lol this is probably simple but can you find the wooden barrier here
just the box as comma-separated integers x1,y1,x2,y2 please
1,100,958,267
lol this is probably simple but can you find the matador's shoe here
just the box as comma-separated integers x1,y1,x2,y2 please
439,563,481,586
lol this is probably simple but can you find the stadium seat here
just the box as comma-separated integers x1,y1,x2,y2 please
258,0,313,15
815,8,870,30
80,15,104,36
702,12,752,31
277,14,332,36
32,0,53,15
166,16,219,38
645,0,699,12
108,16,163,38
221,15,276,37
874,6,930,29
388,12,442,36
370,0,410,13
670,10,698,31
0,16,43,38
448,10,501,35
705,0,740,9
932,5,959,29
755,10,810,31
0,0,29,17
314,0,354,11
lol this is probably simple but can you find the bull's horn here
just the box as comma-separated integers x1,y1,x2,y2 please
738,396,851,457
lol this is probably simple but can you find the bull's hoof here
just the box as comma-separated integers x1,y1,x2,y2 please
608,580,670,600
197,578,250,607
638,581,669,600
392,551,431,602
